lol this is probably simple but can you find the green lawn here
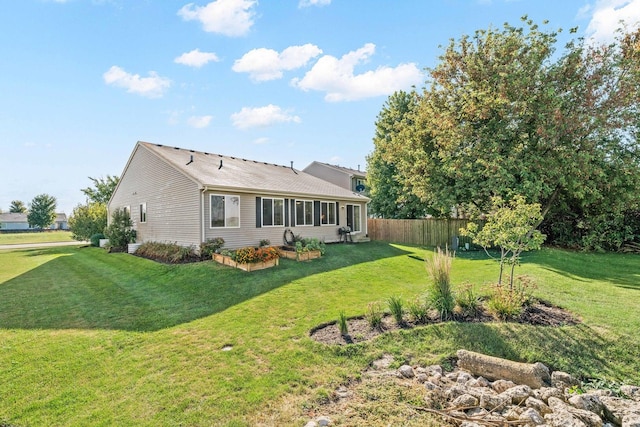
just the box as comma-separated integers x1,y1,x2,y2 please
0,230,75,245
0,242,638,426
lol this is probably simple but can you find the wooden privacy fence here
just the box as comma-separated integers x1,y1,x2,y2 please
367,218,473,248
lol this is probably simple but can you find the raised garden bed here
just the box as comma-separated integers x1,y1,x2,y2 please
212,253,279,272
278,246,322,261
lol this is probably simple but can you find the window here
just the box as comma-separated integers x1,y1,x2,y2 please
320,201,336,225
210,194,240,228
139,203,147,223
347,204,362,232
295,200,314,226
262,198,284,227
123,206,130,217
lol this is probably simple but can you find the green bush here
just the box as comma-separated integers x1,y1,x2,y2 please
337,311,349,336
408,296,430,324
456,282,481,317
259,239,270,248
69,202,107,242
90,233,105,247
366,301,383,330
135,241,198,264
387,296,405,325
425,247,455,320
294,237,326,255
487,276,536,320
103,208,136,251
200,237,225,259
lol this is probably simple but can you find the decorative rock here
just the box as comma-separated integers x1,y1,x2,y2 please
425,364,443,376
535,386,565,403
551,370,580,389
445,385,469,400
415,373,428,383
503,407,523,421
492,379,517,393
466,407,489,417
545,410,588,427
520,407,546,425
500,384,533,404
457,349,551,389
457,371,473,384
451,393,479,408
601,396,640,426
429,373,443,384
621,385,640,402
467,376,491,388
424,381,439,391
548,397,603,427
568,393,604,416
479,393,510,411
316,415,331,426
398,365,415,378
460,421,483,427
304,422,318,427
526,396,553,415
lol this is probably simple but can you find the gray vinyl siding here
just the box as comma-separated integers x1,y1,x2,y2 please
203,191,367,249
303,163,351,189
109,145,201,247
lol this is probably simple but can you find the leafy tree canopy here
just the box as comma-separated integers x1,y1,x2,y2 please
9,200,27,213
68,202,107,241
27,194,57,230
82,175,120,205
375,17,640,249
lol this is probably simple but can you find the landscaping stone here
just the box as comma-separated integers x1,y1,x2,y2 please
621,385,640,401
457,349,551,389
310,350,640,427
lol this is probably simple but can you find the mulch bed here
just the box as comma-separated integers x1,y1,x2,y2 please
310,300,579,346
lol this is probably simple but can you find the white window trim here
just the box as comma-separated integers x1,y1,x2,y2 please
347,204,362,233
139,203,147,223
320,201,337,226
209,194,241,229
262,197,285,227
295,199,314,227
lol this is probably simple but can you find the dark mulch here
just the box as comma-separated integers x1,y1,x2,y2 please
310,301,579,346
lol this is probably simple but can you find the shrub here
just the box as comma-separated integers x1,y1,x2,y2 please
233,246,280,264
337,311,349,336
387,296,405,325
200,237,225,259
425,247,455,320
408,296,430,324
259,239,270,247
90,233,105,247
69,202,107,241
293,237,326,255
135,241,198,264
456,282,481,317
487,276,536,320
104,208,136,250
366,301,383,330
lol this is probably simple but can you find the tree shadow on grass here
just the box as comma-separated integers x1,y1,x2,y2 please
0,242,410,332
374,321,638,382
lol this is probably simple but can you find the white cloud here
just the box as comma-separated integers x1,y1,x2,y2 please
230,104,301,129
103,66,171,98
584,0,640,44
232,44,322,81
175,49,220,67
253,137,270,144
298,0,331,7
291,43,423,102
187,115,214,128
178,0,256,37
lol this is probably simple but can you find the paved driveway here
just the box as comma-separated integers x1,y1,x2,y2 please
0,241,88,250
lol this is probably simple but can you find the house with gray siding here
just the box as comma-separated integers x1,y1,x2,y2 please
303,161,367,194
0,213,68,230
108,141,370,249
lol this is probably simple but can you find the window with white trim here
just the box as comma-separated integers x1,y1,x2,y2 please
295,200,314,226
139,203,147,223
262,198,284,227
210,194,240,228
123,206,130,218
320,201,336,225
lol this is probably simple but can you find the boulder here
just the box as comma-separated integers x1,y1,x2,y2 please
457,349,551,389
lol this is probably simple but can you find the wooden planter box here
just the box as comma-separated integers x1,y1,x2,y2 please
212,253,279,272
278,247,322,261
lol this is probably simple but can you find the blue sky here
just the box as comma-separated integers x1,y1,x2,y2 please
1,0,639,215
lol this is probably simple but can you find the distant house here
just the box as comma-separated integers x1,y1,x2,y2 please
107,141,370,249
0,213,68,230
303,161,368,194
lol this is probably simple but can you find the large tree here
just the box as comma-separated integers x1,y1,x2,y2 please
384,18,640,248
68,202,108,241
367,90,432,218
27,194,57,230
81,175,119,204
9,200,27,213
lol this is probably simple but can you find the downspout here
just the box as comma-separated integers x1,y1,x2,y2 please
201,187,206,243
